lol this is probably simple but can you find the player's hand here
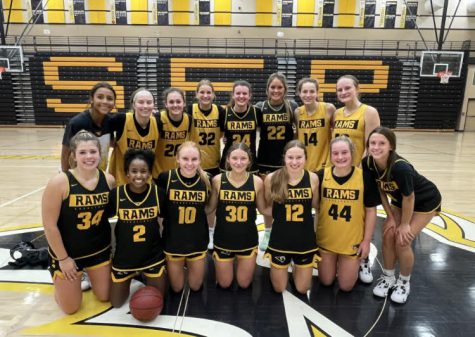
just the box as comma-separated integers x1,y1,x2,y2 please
382,216,397,237
357,240,370,259
397,223,414,246
59,257,79,281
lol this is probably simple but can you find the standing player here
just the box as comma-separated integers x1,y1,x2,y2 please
332,74,380,283
220,80,259,173
155,87,192,177
108,149,165,308
156,141,210,293
188,80,225,249
255,73,297,252
363,127,441,304
109,88,159,185
189,79,225,176
43,131,115,314
317,136,378,291
264,140,320,294
61,82,116,172
207,143,270,289
332,75,380,166
295,77,335,172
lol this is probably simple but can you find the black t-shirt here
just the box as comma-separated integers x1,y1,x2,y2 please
317,166,380,208
62,110,112,146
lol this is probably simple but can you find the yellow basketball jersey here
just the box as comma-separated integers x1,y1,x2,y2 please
297,103,331,172
317,167,365,256
189,103,221,171
332,104,367,166
155,110,191,176
110,112,159,185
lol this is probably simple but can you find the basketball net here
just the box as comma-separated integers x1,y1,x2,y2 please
438,71,452,84
0,67,5,80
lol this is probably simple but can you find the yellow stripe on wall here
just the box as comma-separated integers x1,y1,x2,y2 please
2,0,25,23
297,0,315,27
47,0,65,23
256,0,273,26
172,0,191,25
88,0,107,24
214,0,231,25
337,0,357,27
131,0,148,24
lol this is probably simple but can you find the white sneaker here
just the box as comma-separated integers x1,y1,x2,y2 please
81,272,91,291
259,230,271,251
390,278,410,303
208,229,214,250
359,258,373,284
373,274,396,298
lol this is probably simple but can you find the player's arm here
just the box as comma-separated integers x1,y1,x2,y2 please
206,174,221,214
61,145,71,172
42,173,79,280
105,172,117,190
254,175,272,217
309,171,320,232
363,105,381,157
263,172,274,207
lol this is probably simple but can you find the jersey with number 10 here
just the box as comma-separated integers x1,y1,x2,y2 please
163,169,208,255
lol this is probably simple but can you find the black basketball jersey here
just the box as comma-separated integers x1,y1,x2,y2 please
112,184,162,269
214,173,258,251
269,170,317,253
163,169,209,255
54,170,111,259
220,106,259,172
257,101,294,171
363,155,441,212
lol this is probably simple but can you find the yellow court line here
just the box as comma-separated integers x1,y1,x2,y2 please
0,224,43,232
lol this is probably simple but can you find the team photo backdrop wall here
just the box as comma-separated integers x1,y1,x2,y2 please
0,52,467,129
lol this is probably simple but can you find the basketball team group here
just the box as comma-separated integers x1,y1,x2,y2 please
41,73,442,315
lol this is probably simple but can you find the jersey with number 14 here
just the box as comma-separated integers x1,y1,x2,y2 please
55,170,111,259
297,103,331,172
269,170,317,253
163,169,208,255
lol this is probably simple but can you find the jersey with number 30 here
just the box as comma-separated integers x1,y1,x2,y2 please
54,170,111,259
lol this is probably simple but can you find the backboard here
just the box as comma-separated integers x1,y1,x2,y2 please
0,46,24,72
420,51,464,77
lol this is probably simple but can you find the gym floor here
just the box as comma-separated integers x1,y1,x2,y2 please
0,127,474,337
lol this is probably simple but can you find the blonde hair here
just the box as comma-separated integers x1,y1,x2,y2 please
329,135,355,165
68,130,101,169
176,141,211,196
270,140,307,203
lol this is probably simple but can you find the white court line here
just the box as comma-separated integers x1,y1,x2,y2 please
0,186,46,208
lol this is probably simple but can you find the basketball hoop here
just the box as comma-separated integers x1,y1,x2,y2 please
0,67,5,80
438,71,452,84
